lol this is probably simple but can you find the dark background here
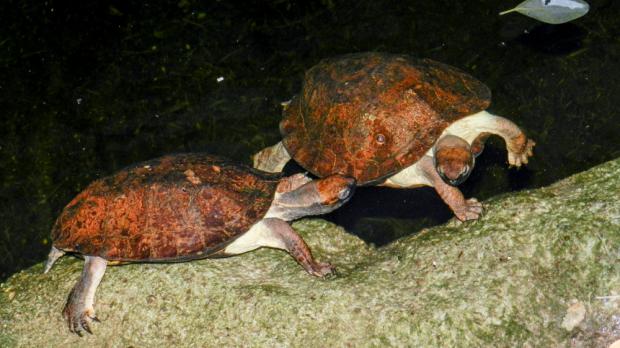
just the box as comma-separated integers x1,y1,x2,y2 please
1,0,619,280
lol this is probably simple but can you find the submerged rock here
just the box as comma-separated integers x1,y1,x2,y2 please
1,158,619,347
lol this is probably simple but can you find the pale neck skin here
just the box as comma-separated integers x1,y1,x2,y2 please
265,175,354,221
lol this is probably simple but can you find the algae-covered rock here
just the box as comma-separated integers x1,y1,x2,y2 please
1,159,619,347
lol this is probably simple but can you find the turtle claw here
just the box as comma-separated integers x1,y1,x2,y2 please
81,319,93,335
63,302,99,336
308,261,336,278
454,198,483,222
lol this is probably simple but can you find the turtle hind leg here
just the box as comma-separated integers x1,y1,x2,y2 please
63,256,107,335
43,246,66,274
252,141,291,173
223,218,335,277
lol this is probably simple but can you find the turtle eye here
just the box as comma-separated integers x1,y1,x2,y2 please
375,134,386,144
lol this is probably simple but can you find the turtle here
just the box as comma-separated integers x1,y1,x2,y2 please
253,52,535,221
43,153,355,335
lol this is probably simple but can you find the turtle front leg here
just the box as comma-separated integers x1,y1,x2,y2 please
381,157,483,221
263,218,335,277
63,256,107,335
224,218,334,277
458,111,535,167
252,141,292,173
421,157,483,221
434,181,483,222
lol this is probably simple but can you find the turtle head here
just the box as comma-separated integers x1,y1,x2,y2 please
313,174,356,207
268,174,356,221
433,135,474,186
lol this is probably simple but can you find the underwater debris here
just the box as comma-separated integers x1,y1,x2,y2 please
500,0,589,24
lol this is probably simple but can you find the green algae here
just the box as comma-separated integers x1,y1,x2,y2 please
1,157,619,347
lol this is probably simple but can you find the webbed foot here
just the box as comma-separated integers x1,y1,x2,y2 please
507,134,535,167
454,198,483,221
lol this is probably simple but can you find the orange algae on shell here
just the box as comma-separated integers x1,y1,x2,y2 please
281,52,491,185
51,154,280,262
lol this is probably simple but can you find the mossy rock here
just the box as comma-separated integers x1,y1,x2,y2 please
1,159,619,347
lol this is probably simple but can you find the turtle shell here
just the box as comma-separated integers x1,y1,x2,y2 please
281,52,491,185
51,153,281,262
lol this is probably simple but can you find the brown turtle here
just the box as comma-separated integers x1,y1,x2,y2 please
253,52,535,221
44,153,355,335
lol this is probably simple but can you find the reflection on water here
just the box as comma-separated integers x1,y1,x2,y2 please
1,0,619,280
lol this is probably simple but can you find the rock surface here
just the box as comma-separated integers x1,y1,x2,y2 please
1,158,619,347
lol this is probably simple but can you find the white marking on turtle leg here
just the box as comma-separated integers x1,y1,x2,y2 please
440,111,535,167
252,141,291,173
63,256,107,335
224,218,334,277
43,246,65,274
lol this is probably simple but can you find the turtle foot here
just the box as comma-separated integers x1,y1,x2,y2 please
508,136,535,167
63,299,100,336
307,261,336,278
63,287,100,336
61,256,107,335
454,198,483,222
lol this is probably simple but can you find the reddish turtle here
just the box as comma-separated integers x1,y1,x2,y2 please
254,52,535,221
44,153,355,335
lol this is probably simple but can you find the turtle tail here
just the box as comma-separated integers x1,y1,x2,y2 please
43,246,65,274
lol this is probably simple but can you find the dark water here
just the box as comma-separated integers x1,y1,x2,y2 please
1,0,619,280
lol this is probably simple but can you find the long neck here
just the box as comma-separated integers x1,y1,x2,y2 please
265,184,322,221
